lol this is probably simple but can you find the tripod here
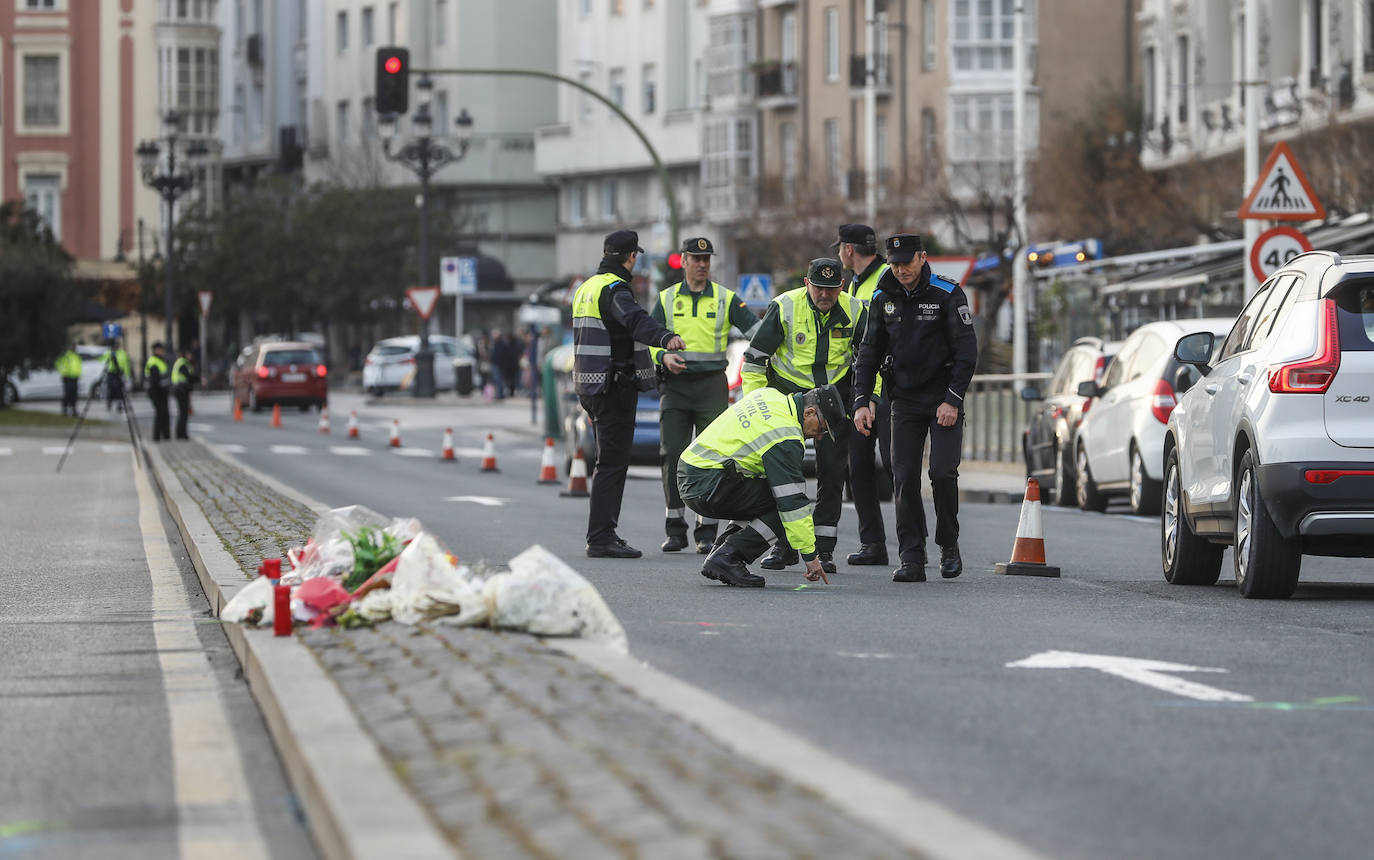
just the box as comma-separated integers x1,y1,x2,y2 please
56,368,144,473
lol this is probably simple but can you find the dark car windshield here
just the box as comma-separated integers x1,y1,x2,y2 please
1333,280,1374,351
262,350,320,366
374,345,413,357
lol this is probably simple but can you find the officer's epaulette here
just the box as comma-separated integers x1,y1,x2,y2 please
929,275,957,293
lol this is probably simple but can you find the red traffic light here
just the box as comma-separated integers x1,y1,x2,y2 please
384,56,402,74
667,253,683,270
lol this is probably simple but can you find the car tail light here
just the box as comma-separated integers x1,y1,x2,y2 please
1150,378,1177,424
256,366,271,379
402,357,416,365
1269,299,1341,394
1305,469,1374,484
364,356,374,366
1092,355,1108,383
316,364,328,378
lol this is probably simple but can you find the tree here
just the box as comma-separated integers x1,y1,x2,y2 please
0,201,77,407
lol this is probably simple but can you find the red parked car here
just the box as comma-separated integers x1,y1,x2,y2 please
232,341,328,412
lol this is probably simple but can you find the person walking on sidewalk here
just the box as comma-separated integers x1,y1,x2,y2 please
680,385,847,587
834,224,892,567
853,234,978,583
741,258,867,578
56,342,83,417
145,342,172,442
651,236,761,555
171,347,198,440
572,229,686,559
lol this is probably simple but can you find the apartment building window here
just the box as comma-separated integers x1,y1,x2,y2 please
782,11,797,64
23,0,62,9
922,0,936,70
23,55,60,128
1176,34,1189,123
949,93,1014,162
952,0,1023,72
336,100,350,144
642,63,657,113
388,3,398,43
601,180,619,219
362,7,375,48
362,97,376,137
24,175,61,241
1143,46,1156,129
609,68,626,108
232,85,245,142
875,113,889,177
251,82,264,135
824,8,840,82
1235,15,1246,107
435,0,447,44
824,118,841,191
611,0,625,13
707,15,755,98
336,11,348,51
781,121,797,185
570,183,588,222
579,70,595,121
921,108,938,180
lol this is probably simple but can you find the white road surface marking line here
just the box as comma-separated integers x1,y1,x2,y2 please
132,450,270,858
443,495,509,506
1007,650,1255,702
217,444,247,454
42,446,68,455
454,447,486,458
188,422,214,433
0,448,11,456
269,445,309,455
835,652,896,659
102,443,130,453
393,448,435,458
329,446,371,456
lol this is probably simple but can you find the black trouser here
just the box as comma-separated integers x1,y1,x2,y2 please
769,410,848,555
660,372,729,543
61,378,78,415
149,389,171,441
890,399,963,565
105,375,124,411
678,465,782,563
848,397,892,546
174,386,191,439
580,383,639,546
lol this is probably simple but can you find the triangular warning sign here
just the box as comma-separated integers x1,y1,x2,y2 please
406,286,442,320
1238,142,1325,222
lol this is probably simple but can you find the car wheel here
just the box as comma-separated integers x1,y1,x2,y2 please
1234,449,1302,599
1049,443,1076,507
1076,445,1108,512
1161,449,1223,585
1129,444,1162,516
249,388,262,413
3,381,18,406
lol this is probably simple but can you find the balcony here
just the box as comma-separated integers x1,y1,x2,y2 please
849,54,892,95
756,61,799,109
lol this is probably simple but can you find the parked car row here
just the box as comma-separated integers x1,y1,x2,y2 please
2,345,109,405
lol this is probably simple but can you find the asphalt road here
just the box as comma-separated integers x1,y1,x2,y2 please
155,392,1374,859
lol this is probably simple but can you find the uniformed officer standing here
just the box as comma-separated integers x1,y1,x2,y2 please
55,343,83,417
651,236,761,554
741,258,867,576
834,224,892,566
853,235,978,582
103,339,131,412
679,384,848,587
145,342,172,442
572,229,685,559
171,348,198,440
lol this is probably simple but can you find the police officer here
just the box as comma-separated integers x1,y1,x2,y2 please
741,258,867,576
853,235,978,582
651,236,761,554
572,229,686,559
679,384,848,587
55,342,83,417
103,338,131,412
834,224,892,566
145,342,171,442
171,347,198,440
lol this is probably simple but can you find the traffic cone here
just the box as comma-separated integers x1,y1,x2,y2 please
318,407,330,434
537,437,559,484
560,448,590,498
440,428,456,461
389,419,402,448
233,398,243,422
271,403,282,428
479,433,499,472
347,411,359,438
994,478,1062,577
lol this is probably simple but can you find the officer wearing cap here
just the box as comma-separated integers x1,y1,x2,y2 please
741,257,867,576
678,384,847,587
572,229,686,558
854,234,978,582
650,237,762,554
834,224,892,567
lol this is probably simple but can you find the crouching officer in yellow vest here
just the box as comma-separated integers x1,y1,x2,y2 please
679,384,847,587
740,258,867,576
145,342,172,442
650,236,762,555
573,229,685,559
55,342,84,417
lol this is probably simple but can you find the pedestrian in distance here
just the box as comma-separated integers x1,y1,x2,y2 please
145,342,172,442
741,257,868,577
834,224,893,567
102,338,131,412
171,347,198,440
572,229,686,558
651,236,762,555
853,234,978,582
679,384,848,587
55,342,83,417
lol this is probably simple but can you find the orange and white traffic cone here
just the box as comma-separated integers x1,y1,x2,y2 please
479,433,499,472
994,478,1062,577
233,398,243,422
347,411,359,438
440,428,456,461
389,419,402,448
560,448,590,498
271,403,282,428
537,437,559,484
318,407,330,434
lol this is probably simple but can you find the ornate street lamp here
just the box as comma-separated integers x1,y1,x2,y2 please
138,111,208,352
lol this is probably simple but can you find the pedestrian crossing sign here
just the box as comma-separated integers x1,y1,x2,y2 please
1238,142,1326,221
739,273,773,309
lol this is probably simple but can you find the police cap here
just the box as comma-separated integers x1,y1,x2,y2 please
806,257,844,288
885,233,924,264
682,236,715,256
804,384,848,441
831,223,877,251
603,229,645,256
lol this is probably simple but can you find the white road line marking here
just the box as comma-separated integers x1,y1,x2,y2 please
454,447,486,458
0,448,11,456
133,450,270,857
270,445,308,455
393,448,434,458
443,495,509,506
1007,650,1254,702
102,444,129,453
835,652,896,660
188,422,214,433
42,446,68,455
329,446,370,456
217,444,247,454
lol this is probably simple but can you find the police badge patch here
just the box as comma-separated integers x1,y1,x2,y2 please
883,301,896,316
796,332,807,344
958,305,973,325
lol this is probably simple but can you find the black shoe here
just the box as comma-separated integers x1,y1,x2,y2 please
892,563,926,583
846,543,889,566
701,546,765,588
695,539,714,555
661,534,688,552
759,545,799,570
587,539,643,559
819,552,837,575
939,544,963,579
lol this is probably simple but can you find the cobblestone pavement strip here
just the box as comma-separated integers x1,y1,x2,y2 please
159,440,918,859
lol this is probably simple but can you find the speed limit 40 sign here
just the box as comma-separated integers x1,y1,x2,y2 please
1250,226,1312,282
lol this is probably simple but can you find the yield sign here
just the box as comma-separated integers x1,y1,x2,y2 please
405,286,441,320
927,256,977,285
197,290,212,316
1238,142,1326,221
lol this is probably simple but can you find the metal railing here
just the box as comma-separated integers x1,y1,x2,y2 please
961,372,1050,463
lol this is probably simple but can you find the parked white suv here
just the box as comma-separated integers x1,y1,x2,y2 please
1163,251,1374,598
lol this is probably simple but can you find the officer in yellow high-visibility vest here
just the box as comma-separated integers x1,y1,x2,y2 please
740,258,868,576
102,339,132,412
171,348,198,440
145,342,171,442
650,236,762,554
55,342,84,417
679,384,848,587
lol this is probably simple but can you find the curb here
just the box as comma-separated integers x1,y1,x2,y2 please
143,443,456,860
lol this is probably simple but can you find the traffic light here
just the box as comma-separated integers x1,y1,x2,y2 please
375,47,410,115
667,252,683,270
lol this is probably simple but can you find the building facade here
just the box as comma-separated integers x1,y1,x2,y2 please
218,0,302,189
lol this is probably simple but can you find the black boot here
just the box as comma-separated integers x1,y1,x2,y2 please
939,544,963,579
892,562,926,583
661,533,688,552
759,544,799,570
701,544,766,587
587,538,643,559
819,552,837,576
846,543,889,566
694,528,717,555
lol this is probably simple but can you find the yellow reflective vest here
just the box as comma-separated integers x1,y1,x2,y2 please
740,286,866,395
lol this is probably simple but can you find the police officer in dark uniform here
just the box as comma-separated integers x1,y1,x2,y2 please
853,234,978,582
571,230,685,558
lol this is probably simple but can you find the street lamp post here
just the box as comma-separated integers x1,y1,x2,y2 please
137,111,207,353
380,76,474,398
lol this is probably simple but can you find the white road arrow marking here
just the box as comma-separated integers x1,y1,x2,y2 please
1007,650,1255,702
443,495,509,507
